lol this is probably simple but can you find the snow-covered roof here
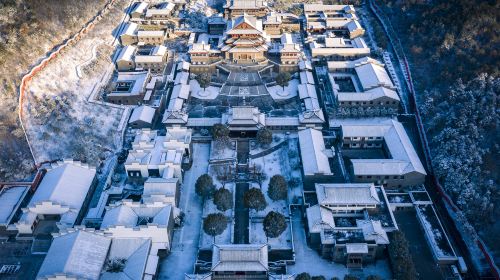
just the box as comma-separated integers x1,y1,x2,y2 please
117,45,136,62
265,117,299,127
315,183,380,206
212,244,268,272
298,60,312,71
101,201,173,229
357,219,389,244
0,186,29,226
143,177,178,197
112,71,149,95
227,14,263,35
131,2,148,15
298,129,332,176
135,46,167,63
306,205,334,233
299,109,325,124
177,60,190,72
126,128,191,168
298,83,318,100
174,71,190,85
299,71,315,85
122,22,138,36
337,118,426,176
228,0,267,9
129,105,156,124
171,83,190,100
145,3,175,17
186,117,222,127
224,106,265,127
336,86,400,102
28,161,96,212
37,231,111,280
101,238,151,280
310,38,370,57
304,4,353,13
346,243,369,254
355,61,394,90
137,30,165,38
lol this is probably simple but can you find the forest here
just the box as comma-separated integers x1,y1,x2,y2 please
378,0,499,260
0,0,108,180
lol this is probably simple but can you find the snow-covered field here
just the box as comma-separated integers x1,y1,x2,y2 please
23,0,129,164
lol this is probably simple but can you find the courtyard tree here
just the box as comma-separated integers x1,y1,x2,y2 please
212,124,230,142
263,211,287,243
213,188,233,212
244,187,267,212
195,174,215,200
388,231,417,280
250,164,266,189
256,127,273,146
215,164,234,189
196,73,211,90
203,213,228,243
267,174,287,201
275,72,291,90
295,273,311,280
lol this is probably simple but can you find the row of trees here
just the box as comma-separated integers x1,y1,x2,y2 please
387,231,417,280
197,173,289,243
195,173,289,211
333,106,398,118
203,210,287,243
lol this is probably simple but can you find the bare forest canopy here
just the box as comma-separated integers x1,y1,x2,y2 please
0,0,107,180
378,0,499,257
379,0,499,88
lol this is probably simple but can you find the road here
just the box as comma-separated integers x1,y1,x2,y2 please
158,143,210,279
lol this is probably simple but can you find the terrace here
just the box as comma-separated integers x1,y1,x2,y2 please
416,204,457,263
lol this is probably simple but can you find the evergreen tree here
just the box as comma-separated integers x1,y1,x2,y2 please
244,188,267,212
263,211,287,242
267,174,287,201
203,213,228,243
213,188,233,212
195,174,215,200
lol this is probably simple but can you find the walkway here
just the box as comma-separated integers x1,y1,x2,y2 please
234,182,250,244
233,139,250,244
158,143,210,280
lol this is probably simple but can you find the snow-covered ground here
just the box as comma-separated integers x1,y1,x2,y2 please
190,79,221,100
248,147,292,250
210,140,237,161
267,78,299,101
200,182,234,248
158,143,210,280
23,0,129,164
288,210,392,279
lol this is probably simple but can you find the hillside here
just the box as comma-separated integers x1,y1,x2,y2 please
377,0,499,264
0,0,108,180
